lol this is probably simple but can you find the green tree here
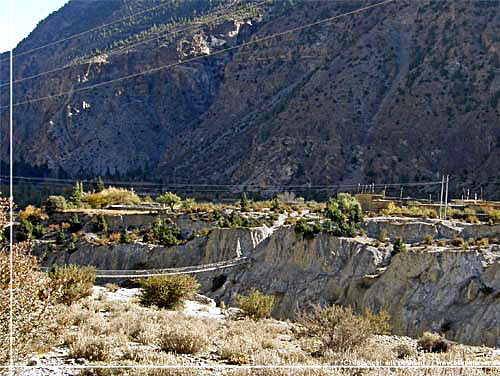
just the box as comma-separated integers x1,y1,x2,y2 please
70,181,83,207
324,193,363,237
157,192,181,211
69,213,82,233
16,219,33,242
152,219,182,246
93,214,108,233
120,227,132,244
240,192,250,212
92,176,104,193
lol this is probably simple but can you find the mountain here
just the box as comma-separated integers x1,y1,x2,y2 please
1,0,500,198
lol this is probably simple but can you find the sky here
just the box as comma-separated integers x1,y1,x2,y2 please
0,0,69,53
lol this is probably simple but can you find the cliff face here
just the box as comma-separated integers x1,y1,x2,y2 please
216,228,500,347
33,217,500,347
2,0,500,196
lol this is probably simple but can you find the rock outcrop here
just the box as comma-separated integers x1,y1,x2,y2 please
209,227,500,348
33,217,500,347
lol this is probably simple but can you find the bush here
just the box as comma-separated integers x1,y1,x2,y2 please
20,205,47,223
297,304,386,353
48,264,96,305
0,243,65,364
56,229,66,244
450,237,465,247
240,193,250,212
93,214,108,233
138,274,199,310
158,327,208,354
82,188,140,209
16,219,33,241
44,195,67,215
324,193,363,237
218,211,262,228
423,235,433,245
105,283,120,292
236,289,274,319
394,343,415,358
32,224,45,239
295,219,321,240
417,332,450,353
120,228,132,244
152,219,182,246
391,237,407,256
68,334,114,361
69,213,83,233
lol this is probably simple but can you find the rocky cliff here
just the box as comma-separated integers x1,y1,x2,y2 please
32,217,500,347
2,0,500,198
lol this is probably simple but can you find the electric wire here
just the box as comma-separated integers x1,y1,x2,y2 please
1,0,396,109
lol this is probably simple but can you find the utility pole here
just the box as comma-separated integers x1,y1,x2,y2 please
444,175,449,220
439,175,444,219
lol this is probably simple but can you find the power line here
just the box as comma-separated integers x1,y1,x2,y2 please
1,0,396,109
0,0,175,63
0,174,442,190
0,0,271,88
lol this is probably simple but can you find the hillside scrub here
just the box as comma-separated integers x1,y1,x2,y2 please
48,264,96,305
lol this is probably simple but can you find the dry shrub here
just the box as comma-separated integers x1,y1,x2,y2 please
0,241,68,365
139,274,199,310
82,187,141,209
363,308,392,335
48,264,96,305
476,238,489,247
417,332,450,353
217,336,255,364
158,326,208,354
450,237,465,247
394,343,416,358
423,235,433,245
68,331,126,361
110,232,121,242
297,304,388,353
19,205,47,221
236,289,274,319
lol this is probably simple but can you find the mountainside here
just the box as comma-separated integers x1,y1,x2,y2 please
1,0,500,197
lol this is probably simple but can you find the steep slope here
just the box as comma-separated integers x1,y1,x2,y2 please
1,0,500,197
